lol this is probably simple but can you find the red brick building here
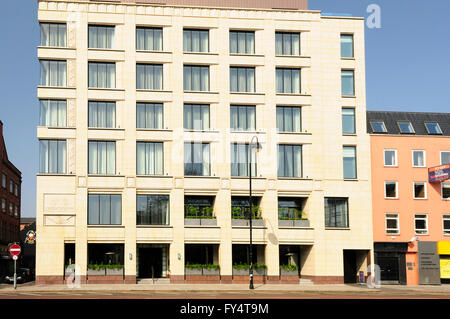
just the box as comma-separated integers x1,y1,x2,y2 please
0,120,22,277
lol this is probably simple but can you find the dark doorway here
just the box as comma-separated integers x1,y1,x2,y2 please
378,256,400,282
64,243,75,266
343,250,357,283
138,247,163,278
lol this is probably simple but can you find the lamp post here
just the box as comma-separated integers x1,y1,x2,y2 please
249,135,262,290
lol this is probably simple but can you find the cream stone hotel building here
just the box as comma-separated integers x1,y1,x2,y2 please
36,0,373,284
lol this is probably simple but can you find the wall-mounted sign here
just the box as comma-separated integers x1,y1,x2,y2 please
429,164,450,183
25,230,36,244
440,259,450,279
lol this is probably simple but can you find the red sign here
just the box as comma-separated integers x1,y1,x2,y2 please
429,164,450,183
9,244,21,256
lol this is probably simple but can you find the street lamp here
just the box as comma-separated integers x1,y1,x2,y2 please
249,135,262,290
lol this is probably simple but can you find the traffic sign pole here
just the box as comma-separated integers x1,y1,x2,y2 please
13,258,17,290
9,244,21,290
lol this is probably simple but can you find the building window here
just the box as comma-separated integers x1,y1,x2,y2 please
276,68,300,94
341,70,354,96
397,121,414,134
88,101,115,128
231,196,261,219
385,181,398,199
137,103,163,129
415,214,428,235
39,100,67,127
88,141,116,175
88,62,116,89
231,105,255,131
275,32,300,56
14,184,18,197
370,121,387,133
184,196,215,218
343,146,357,179
230,67,255,93
137,195,169,225
414,182,427,199
88,194,122,225
325,197,349,228
424,122,442,135
40,23,66,47
384,149,397,167
136,142,164,175
9,203,13,216
278,145,302,178
183,29,209,52
442,183,450,200
183,65,209,91
386,213,399,235
230,31,255,54
136,27,162,51
9,181,13,194
14,205,18,218
231,143,256,177
342,108,355,134
1,174,5,188
39,140,66,174
412,150,426,167
136,64,163,90
278,198,303,219
277,106,301,133
88,25,115,49
443,215,450,236
40,60,66,87
1,198,5,214
341,34,354,58
184,143,210,176
441,151,450,165
184,104,210,130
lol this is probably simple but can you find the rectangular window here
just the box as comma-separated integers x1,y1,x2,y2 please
342,108,355,134
88,141,116,175
230,105,255,131
230,67,255,93
385,181,398,199
441,152,450,165
276,68,300,94
136,27,163,51
136,64,163,90
9,181,13,194
397,121,415,134
39,140,66,174
230,31,255,54
184,143,210,176
278,198,303,219
9,203,13,216
412,150,426,167
231,143,256,177
341,70,354,96
137,195,169,225
386,213,399,235
183,29,209,52
184,104,210,130
39,100,67,127
443,215,450,236
14,184,18,197
425,122,442,135
340,34,354,58
370,121,387,133
183,65,209,91
14,205,18,218
275,32,300,56
343,146,357,179
88,25,115,49
231,196,261,219
415,214,428,235
414,182,427,199
88,101,115,128
40,60,66,87
136,103,163,129
136,142,164,175
40,23,66,47
185,196,215,218
325,197,349,228
88,194,122,225
384,149,397,167
278,145,302,178
1,198,6,213
276,106,301,133
1,174,5,188
88,62,116,88
443,183,450,200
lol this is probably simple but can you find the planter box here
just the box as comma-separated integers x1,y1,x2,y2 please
278,220,293,227
202,268,220,276
106,268,124,276
253,268,266,276
232,268,249,276
184,218,217,226
294,219,310,227
185,218,201,225
278,219,310,227
231,219,264,227
185,268,203,275
87,269,106,276
280,269,299,276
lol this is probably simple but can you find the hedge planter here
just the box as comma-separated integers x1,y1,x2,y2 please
202,268,220,276
278,219,310,227
185,268,203,275
185,218,217,226
87,269,106,276
106,268,124,276
280,269,299,276
253,268,266,276
231,219,264,227
232,268,249,276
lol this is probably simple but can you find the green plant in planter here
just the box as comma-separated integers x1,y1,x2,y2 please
186,206,199,218
253,263,267,270
280,264,298,271
88,263,123,270
233,263,250,270
201,206,214,218
185,263,220,270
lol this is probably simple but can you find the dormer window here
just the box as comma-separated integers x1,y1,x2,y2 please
370,121,387,133
397,121,414,134
425,122,442,135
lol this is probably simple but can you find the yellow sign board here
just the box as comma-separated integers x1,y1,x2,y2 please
440,259,450,279
438,241,450,255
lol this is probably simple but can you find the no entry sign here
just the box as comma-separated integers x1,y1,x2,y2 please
9,244,21,256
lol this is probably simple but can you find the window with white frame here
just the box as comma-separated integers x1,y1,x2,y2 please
442,183,450,200
384,149,397,167
385,181,398,198
370,121,387,133
385,213,399,234
412,150,426,167
424,122,442,135
414,182,427,199
397,121,414,134
441,151,450,165
443,215,450,235
415,214,428,235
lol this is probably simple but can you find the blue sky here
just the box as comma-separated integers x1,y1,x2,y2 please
0,0,449,217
